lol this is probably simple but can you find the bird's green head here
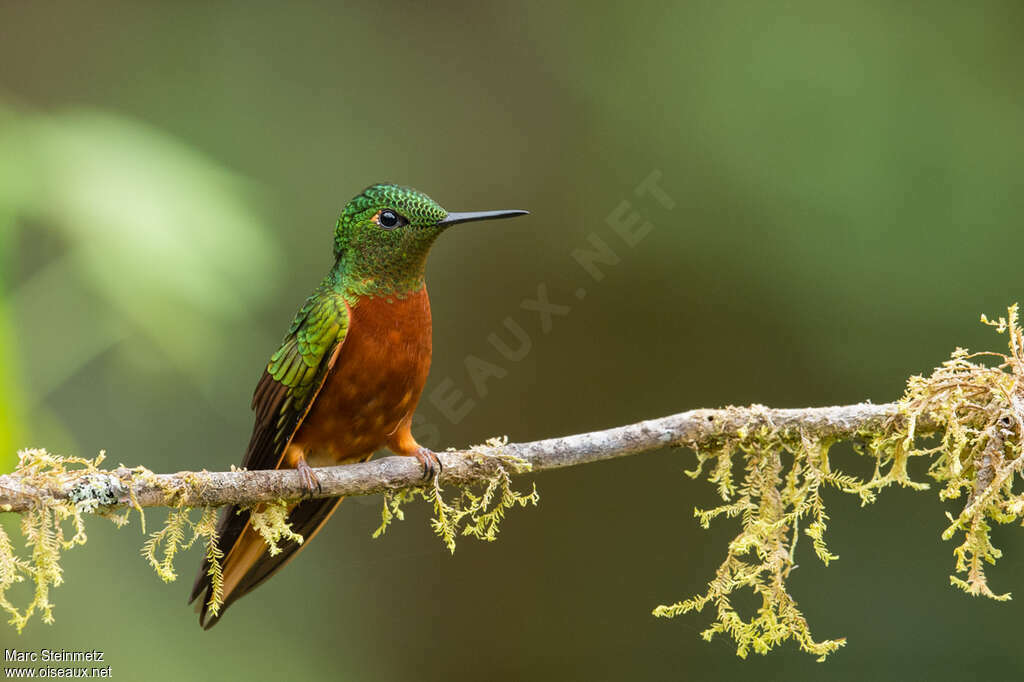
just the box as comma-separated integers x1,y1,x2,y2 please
333,183,527,298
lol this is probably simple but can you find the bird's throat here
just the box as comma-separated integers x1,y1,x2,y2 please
330,256,427,302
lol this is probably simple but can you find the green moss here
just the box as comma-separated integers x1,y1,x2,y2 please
907,305,1024,600
0,450,103,632
0,438,540,631
372,437,539,553
140,505,224,616
657,304,1024,660
141,507,189,582
3,307,1022,657
656,430,852,661
243,500,303,557
0,450,226,630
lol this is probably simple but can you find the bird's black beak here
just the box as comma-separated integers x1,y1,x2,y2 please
436,209,529,227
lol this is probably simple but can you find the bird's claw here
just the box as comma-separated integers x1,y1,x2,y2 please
296,458,322,496
413,447,442,482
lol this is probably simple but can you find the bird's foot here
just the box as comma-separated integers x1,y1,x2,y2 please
296,457,323,496
413,447,442,482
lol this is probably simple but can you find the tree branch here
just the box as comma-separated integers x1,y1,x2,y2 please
0,402,931,514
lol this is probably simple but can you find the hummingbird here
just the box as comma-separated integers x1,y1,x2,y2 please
189,183,528,628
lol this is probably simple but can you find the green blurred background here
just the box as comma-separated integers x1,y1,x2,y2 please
2,1,1024,679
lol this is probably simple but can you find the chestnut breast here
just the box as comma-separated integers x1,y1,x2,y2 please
293,287,432,466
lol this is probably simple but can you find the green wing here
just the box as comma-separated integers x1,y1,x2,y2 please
190,288,349,610
243,288,350,471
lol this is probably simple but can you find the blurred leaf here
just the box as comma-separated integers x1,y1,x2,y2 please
24,111,278,318
0,215,21,472
0,104,281,443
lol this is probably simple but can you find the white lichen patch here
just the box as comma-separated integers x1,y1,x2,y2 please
0,449,226,630
0,449,104,632
4,307,1024,658
68,472,126,513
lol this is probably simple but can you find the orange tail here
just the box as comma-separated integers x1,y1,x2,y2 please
190,496,344,629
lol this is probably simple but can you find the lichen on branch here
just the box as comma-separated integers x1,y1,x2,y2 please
2,306,1024,661
0,450,114,632
373,437,540,553
652,304,1024,661
653,423,923,661
909,305,1024,599
0,439,539,631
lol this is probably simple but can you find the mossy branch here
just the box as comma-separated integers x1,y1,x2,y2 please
3,304,1024,663
0,402,917,513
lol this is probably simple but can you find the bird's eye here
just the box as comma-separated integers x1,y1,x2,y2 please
376,209,406,230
